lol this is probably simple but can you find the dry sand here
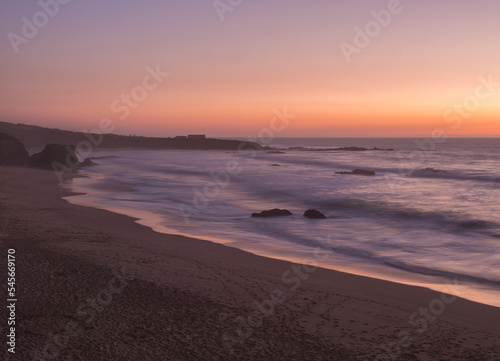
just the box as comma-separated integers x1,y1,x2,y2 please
0,167,499,360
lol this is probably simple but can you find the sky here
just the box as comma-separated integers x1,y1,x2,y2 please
0,0,499,137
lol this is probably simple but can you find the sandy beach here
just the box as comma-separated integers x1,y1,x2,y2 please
1,166,499,361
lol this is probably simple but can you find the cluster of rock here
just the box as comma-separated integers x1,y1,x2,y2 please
0,133,30,166
413,168,448,175
287,146,394,152
28,144,79,169
0,133,96,171
252,208,327,219
303,209,327,219
336,169,376,176
251,209,293,217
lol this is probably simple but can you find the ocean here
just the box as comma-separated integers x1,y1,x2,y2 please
62,138,500,307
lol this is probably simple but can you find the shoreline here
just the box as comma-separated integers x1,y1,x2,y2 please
63,189,500,309
1,166,499,360
63,169,500,309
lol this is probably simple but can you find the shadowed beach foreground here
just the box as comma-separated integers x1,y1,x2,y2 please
1,167,499,360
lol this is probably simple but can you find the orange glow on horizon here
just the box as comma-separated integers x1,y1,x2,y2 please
1,1,499,137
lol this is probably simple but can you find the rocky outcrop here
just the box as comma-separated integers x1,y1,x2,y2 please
0,133,30,166
303,209,326,219
334,147,369,151
0,121,264,150
414,168,448,175
336,169,376,176
29,144,80,170
79,158,98,168
290,146,395,152
351,169,376,176
252,209,293,218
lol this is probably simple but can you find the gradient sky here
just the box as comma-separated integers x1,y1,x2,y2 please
1,0,499,137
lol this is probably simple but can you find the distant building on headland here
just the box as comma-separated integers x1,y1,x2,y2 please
174,135,206,139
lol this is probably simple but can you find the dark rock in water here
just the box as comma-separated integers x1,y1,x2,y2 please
456,220,489,230
334,146,369,151
419,168,448,174
303,209,326,219
271,164,281,167
334,146,394,151
267,150,286,154
410,168,449,178
291,146,395,152
252,209,293,218
29,144,80,170
0,133,29,166
336,169,376,176
88,155,119,160
352,169,376,176
79,158,98,168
